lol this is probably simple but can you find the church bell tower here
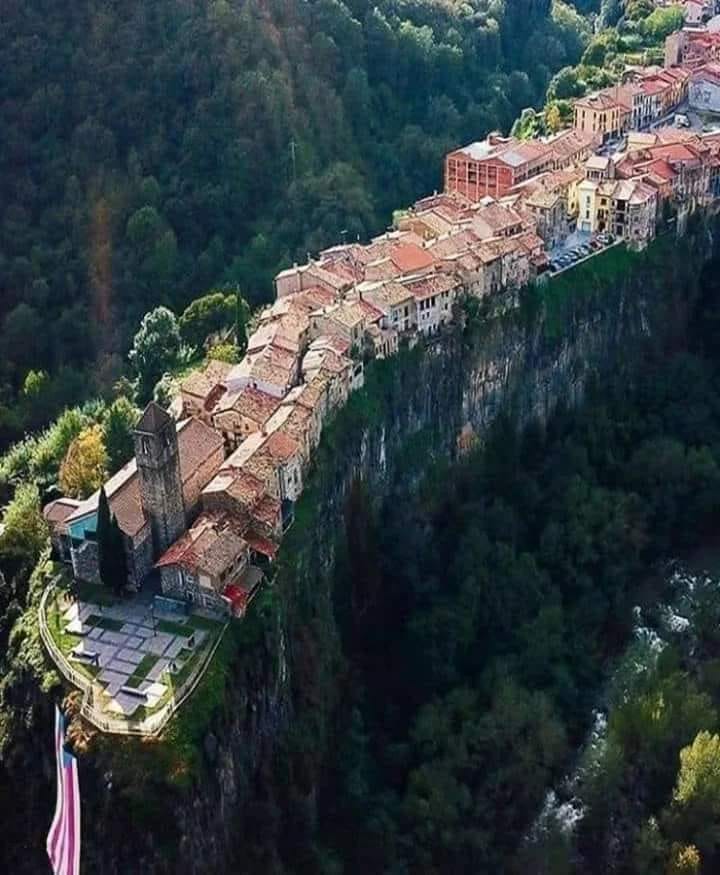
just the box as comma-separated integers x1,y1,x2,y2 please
134,402,186,557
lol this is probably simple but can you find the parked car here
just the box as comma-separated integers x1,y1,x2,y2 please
590,239,602,250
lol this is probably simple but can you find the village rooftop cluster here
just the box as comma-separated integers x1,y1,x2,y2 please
43,21,720,628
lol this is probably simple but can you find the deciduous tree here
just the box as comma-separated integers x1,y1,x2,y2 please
129,306,181,401
0,482,48,569
103,397,139,473
59,425,107,498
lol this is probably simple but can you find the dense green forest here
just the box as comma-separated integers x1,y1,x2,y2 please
296,259,720,874
7,2,720,872
0,0,592,444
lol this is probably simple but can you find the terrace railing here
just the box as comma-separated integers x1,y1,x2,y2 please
38,582,229,737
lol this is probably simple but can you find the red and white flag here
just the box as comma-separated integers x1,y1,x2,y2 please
47,705,81,875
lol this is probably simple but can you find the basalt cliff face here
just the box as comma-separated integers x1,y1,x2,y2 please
1,224,716,874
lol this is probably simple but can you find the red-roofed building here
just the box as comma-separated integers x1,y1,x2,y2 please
573,88,630,142
403,274,460,334
666,28,720,69
389,242,436,274
444,136,556,200
212,386,281,450
53,407,226,587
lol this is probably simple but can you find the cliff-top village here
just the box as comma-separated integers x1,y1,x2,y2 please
40,19,720,728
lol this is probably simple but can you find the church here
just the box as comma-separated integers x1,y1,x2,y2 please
44,403,226,590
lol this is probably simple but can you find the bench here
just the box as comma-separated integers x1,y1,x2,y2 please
70,648,98,663
119,685,148,701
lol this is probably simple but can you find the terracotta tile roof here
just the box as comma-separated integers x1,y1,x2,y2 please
524,189,562,210
106,477,146,537
298,379,328,410
293,286,338,312
650,143,702,164
309,263,354,291
473,202,524,235
316,349,351,376
638,157,677,181
226,470,266,507
404,273,459,301
281,405,313,444
475,242,503,264
43,497,81,526
545,128,599,161
251,494,281,529
516,231,546,254
181,359,232,400
356,298,383,322
244,531,279,560
67,417,223,539
641,78,670,96
248,345,297,390
363,256,403,281
247,318,306,355
242,449,281,488
177,418,225,483
264,429,300,462
413,191,472,213
574,90,623,111
155,512,247,578
389,242,436,274
214,386,280,425
426,229,479,259
454,251,484,272
327,302,365,329
628,180,657,205
366,281,415,310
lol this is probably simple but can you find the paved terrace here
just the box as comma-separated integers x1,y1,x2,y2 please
40,580,228,736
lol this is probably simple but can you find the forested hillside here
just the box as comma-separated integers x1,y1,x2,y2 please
0,0,590,444
310,257,720,874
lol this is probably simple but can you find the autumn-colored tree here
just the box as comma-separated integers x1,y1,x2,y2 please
666,843,701,875
545,103,562,134
59,425,107,498
207,343,240,364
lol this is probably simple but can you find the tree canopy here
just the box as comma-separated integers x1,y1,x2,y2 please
129,306,181,402
58,424,108,499
0,0,592,446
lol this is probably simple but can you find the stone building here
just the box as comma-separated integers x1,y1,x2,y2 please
134,403,187,557
44,403,225,587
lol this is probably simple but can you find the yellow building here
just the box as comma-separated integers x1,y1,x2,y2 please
577,179,600,233
573,90,628,142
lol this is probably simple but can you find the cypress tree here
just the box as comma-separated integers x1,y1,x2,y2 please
97,489,127,594
96,486,111,587
235,290,248,357
107,515,128,596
